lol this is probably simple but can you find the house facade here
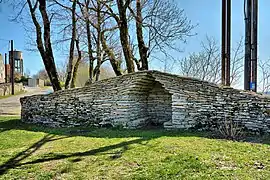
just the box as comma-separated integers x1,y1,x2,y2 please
0,54,5,83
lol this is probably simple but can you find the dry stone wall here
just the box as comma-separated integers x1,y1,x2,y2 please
21,72,171,128
21,71,270,133
151,72,270,133
0,83,23,96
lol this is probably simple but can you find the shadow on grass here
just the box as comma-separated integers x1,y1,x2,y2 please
0,118,269,144
0,134,68,175
12,138,147,170
0,118,209,139
0,118,155,175
0,117,269,175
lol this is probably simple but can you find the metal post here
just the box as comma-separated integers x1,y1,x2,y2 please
10,40,14,95
226,0,231,86
244,0,252,90
21,59,24,76
4,53,7,83
20,59,24,76
221,0,226,85
251,0,258,92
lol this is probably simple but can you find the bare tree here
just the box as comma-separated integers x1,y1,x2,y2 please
51,0,86,88
230,37,244,86
93,0,103,81
71,39,82,88
180,36,220,83
128,0,148,70
101,0,135,73
180,36,244,86
63,0,78,89
33,69,49,80
77,0,95,82
116,0,135,73
259,59,270,93
101,31,123,76
26,0,61,91
127,0,194,71
56,61,67,82
7,0,196,89
78,0,123,80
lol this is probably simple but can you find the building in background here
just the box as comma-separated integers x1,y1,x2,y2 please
9,50,24,78
28,78,44,87
0,54,5,83
0,51,25,83
5,64,10,82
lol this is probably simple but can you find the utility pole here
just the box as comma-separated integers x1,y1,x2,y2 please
244,0,258,92
226,0,231,86
221,0,231,86
244,0,252,91
221,0,226,85
251,0,258,92
10,40,14,95
4,53,7,83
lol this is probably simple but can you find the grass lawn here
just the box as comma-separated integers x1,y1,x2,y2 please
0,91,26,100
0,116,269,180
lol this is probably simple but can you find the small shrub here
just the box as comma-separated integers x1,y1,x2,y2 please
59,81,64,87
265,109,270,116
218,117,243,141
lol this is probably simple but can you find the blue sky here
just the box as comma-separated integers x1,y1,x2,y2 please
0,3,43,75
0,0,270,76
179,0,270,61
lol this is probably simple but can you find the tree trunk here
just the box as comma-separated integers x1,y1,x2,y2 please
80,0,95,83
116,0,135,73
136,0,148,70
64,0,77,89
95,0,102,81
86,19,95,83
29,0,61,91
101,32,122,76
71,39,82,88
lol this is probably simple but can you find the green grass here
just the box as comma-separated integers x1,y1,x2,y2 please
42,86,53,89
0,91,25,100
0,116,269,180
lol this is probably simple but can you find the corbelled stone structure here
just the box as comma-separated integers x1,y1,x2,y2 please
20,71,270,133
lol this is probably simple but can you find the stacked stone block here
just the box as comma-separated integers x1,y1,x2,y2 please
21,71,270,133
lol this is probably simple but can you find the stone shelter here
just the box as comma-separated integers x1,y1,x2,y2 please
21,71,270,133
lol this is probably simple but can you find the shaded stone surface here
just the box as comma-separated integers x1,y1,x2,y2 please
20,71,270,133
